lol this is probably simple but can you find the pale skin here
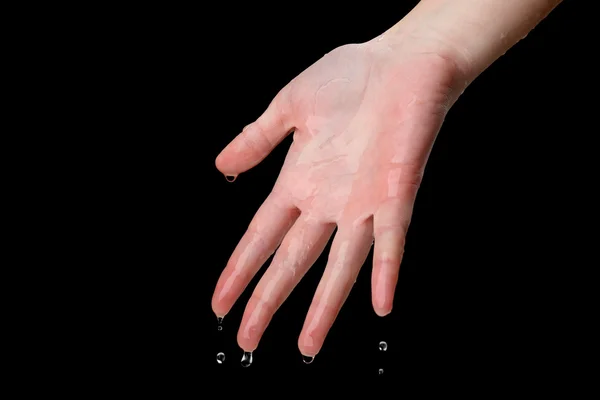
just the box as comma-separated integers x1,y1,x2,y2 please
212,0,562,358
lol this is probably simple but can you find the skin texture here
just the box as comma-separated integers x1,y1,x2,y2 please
211,0,562,357
212,40,459,356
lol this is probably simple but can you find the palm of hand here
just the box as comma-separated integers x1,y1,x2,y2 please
213,41,458,356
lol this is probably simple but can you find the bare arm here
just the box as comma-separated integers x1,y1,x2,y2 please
382,0,563,84
212,1,564,356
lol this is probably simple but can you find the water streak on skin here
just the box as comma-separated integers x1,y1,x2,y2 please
241,305,262,341
338,130,371,174
218,237,256,303
240,220,326,343
218,233,271,305
303,240,349,347
213,41,460,355
260,236,305,302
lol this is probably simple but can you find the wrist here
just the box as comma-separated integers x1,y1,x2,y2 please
365,22,472,102
378,0,561,85
374,22,473,87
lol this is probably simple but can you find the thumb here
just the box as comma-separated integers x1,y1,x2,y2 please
216,88,293,177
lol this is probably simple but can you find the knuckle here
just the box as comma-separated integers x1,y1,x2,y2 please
374,219,408,238
373,247,404,268
240,124,270,156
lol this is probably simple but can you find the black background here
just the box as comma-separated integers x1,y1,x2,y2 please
95,0,588,389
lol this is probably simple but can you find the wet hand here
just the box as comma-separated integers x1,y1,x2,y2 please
212,37,462,357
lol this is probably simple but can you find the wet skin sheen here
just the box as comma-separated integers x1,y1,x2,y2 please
212,37,461,357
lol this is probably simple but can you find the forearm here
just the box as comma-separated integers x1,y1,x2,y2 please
384,0,562,83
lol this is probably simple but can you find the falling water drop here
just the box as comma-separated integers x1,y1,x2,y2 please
379,368,384,375
241,351,253,368
302,355,314,364
379,341,388,351
217,325,222,331
216,352,225,364
217,317,223,331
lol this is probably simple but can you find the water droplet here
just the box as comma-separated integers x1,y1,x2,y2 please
302,355,314,364
225,175,237,182
217,317,223,331
216,352,225,364
378,368,384,375
217,325,222,331
379,341,387,351
241,351,253,368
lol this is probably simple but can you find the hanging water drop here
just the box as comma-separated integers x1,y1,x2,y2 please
241,351,253,368
379,341,387,351
302,355,314,364
216,352,225,364
225,175,237,182
217,316,223,331
378,368,384,375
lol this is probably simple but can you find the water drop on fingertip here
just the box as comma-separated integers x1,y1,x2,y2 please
241,351,253,367
216,352,225,364
225,175,237,182
302,355,314,364
379,341,388,351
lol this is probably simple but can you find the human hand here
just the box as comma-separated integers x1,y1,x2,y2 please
212,33,465,357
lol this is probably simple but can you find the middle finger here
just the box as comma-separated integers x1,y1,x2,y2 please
238,214,335,351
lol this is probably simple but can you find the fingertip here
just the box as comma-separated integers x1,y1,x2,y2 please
214,311,225,321
211,286,231,318
238,296,273,352
374,304,392,317
298,333,320,357
211,299,227,319
299,349,318,358
215,150,230,175
237,331,258,352
215,137,244,175
372,258,399,319
373,291,394,317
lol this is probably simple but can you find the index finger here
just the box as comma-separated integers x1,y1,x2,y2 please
212,192,299,317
